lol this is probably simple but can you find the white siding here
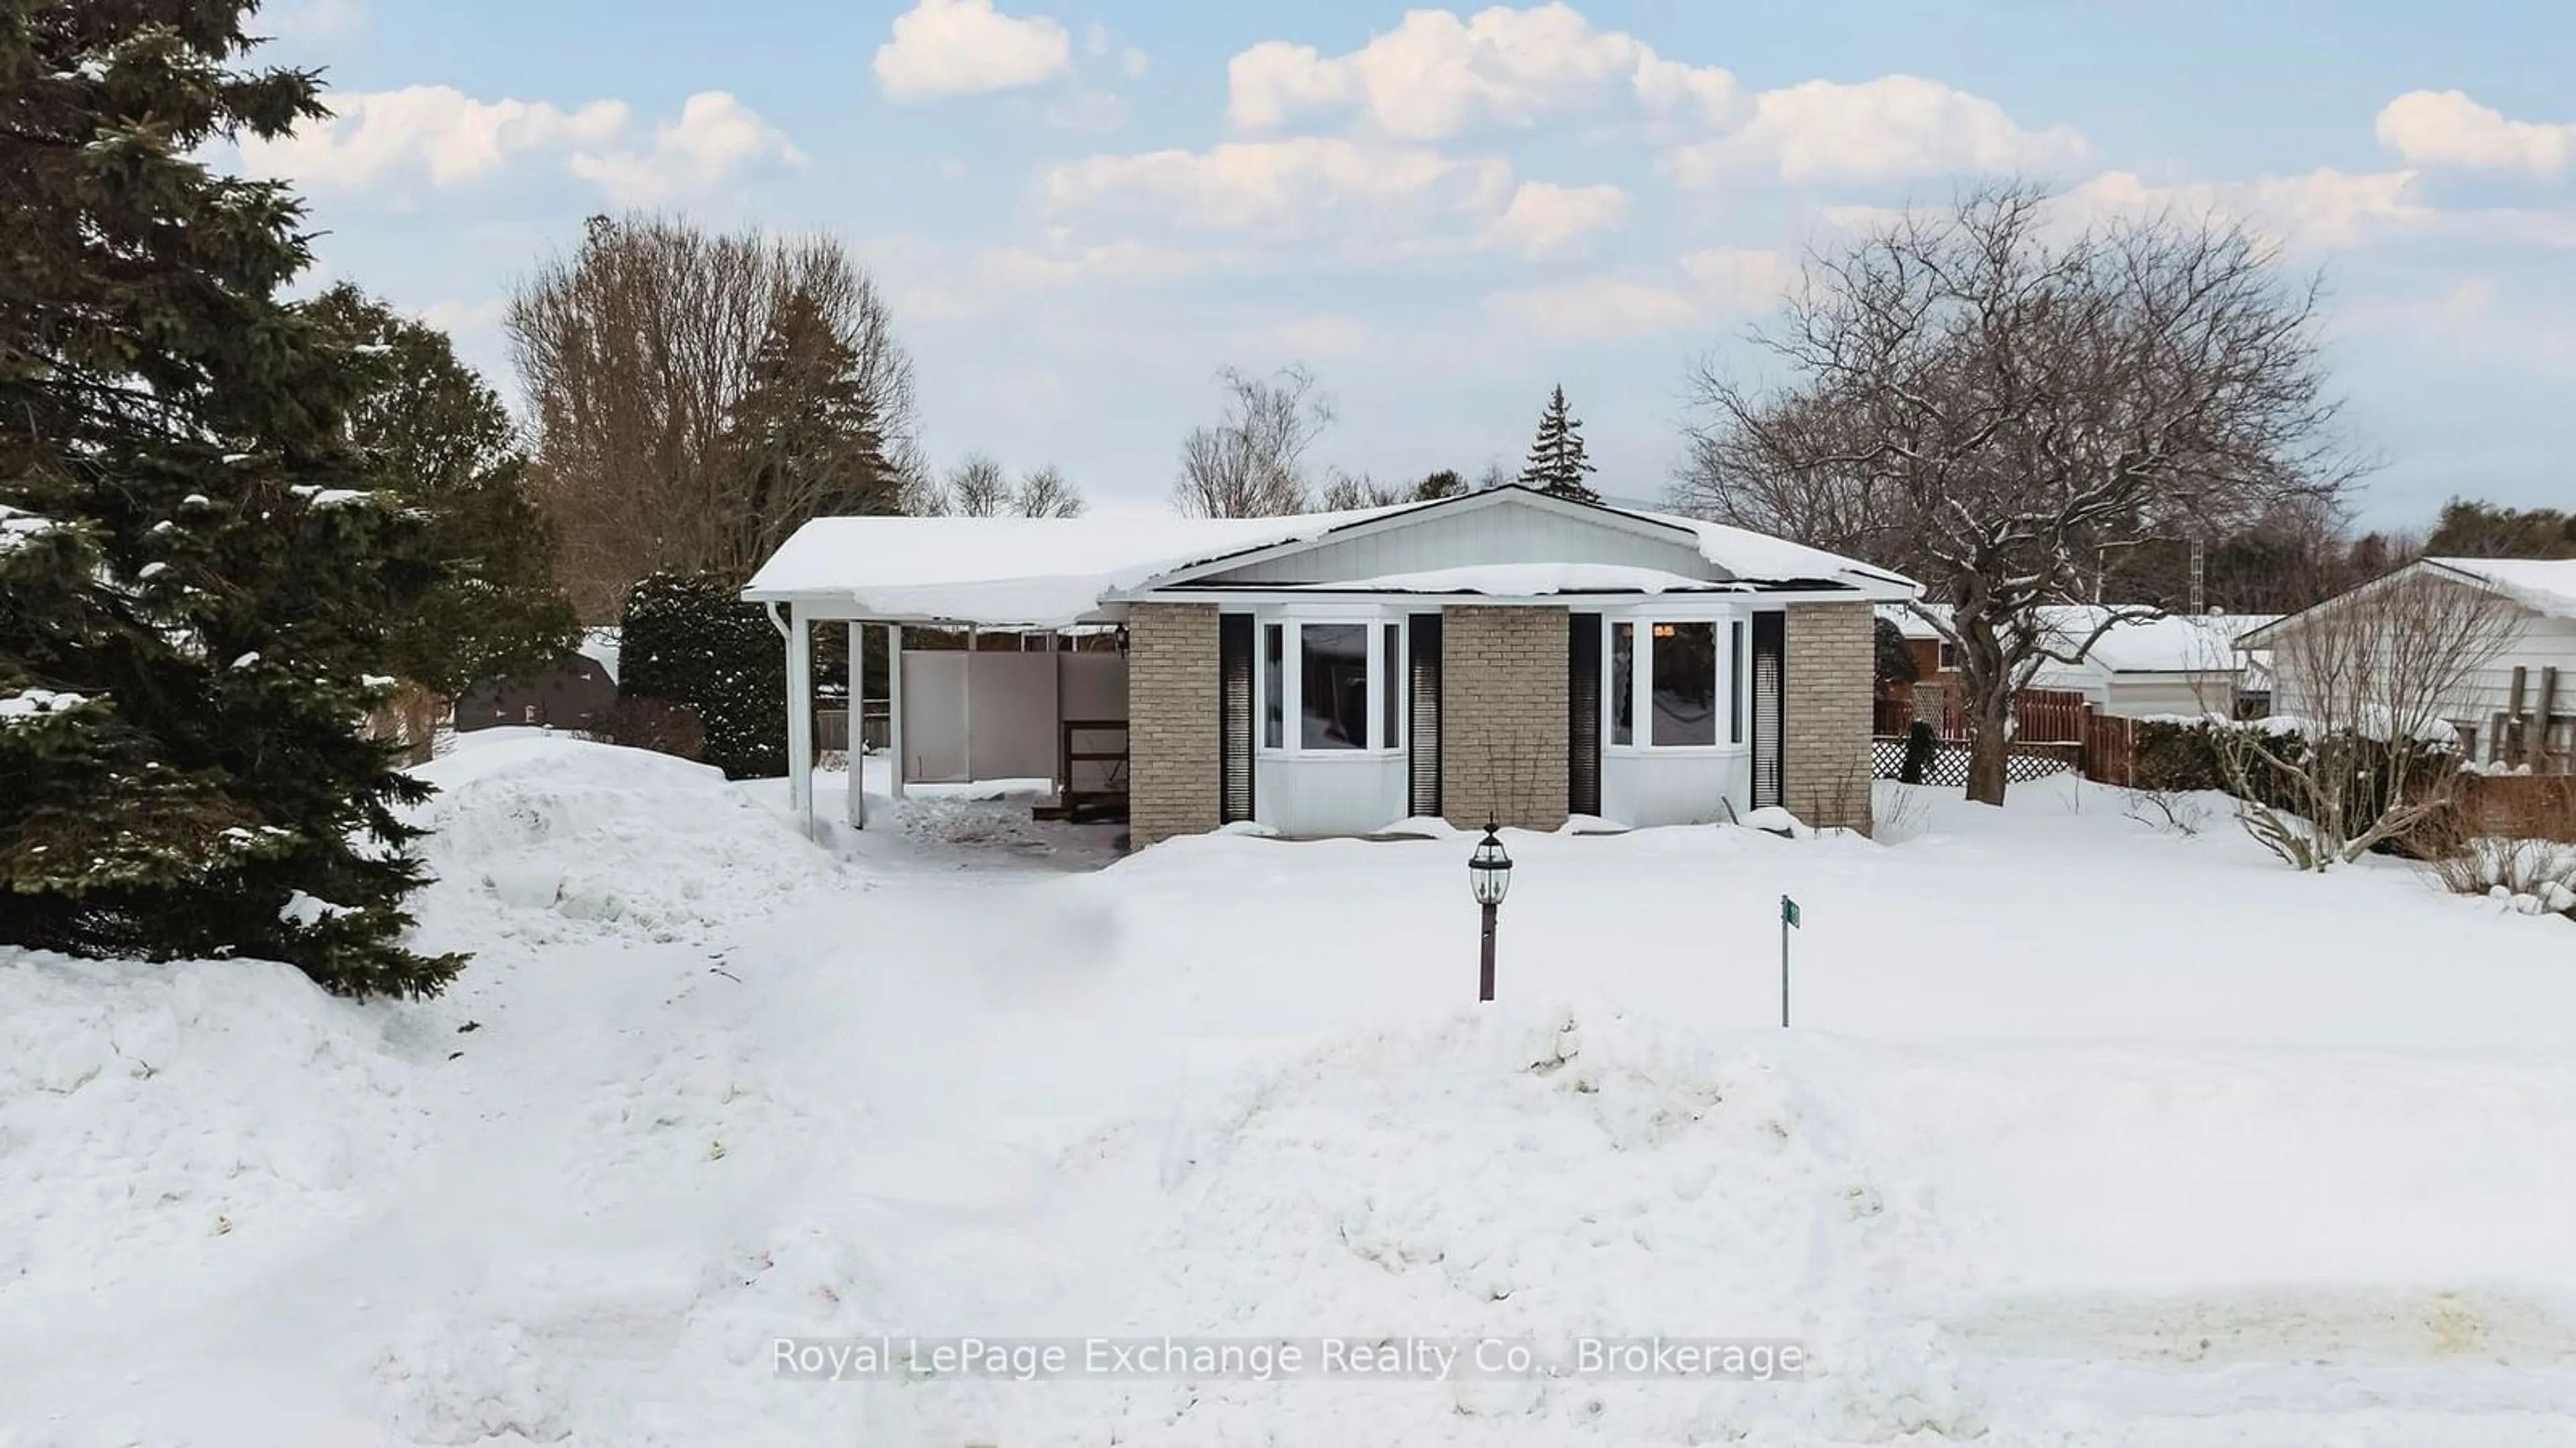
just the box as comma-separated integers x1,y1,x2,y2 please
1602,751,1749,827
2100,672,2239,719
1255,754,1409,835
1203,505,1722,586
2269,609,2576,726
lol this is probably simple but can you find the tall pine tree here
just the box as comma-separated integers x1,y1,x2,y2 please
1517,384,1601,503
733,283,902,556
0,2,460,997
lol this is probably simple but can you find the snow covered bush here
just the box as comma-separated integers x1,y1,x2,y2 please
2416,776,2576,917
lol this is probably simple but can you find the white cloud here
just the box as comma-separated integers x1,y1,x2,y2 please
1486,247,1796,341
1663,75,2085,186
1228,4,1736,139
1484,181,1631,257
2060,167,2428,250
239,85,627,189
1045,91,1130,135
875,0,1072,102
1238,315,1371,358
239,85,800,203
1485,275,1699,340
566,92,806,205
2375,90,2575,178
1122,47,1152,81
979,240,1218,291
413,297,505,339
1042,138,1513,236
1678,248,1797,308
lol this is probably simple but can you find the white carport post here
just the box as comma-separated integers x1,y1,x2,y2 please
886,623,906,801
785,606,814,837
845,619,865,829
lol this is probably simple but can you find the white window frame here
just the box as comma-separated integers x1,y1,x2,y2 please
1602,605,1748,754
1254,607,1407,757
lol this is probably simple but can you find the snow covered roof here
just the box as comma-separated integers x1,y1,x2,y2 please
2239,556,2576,650
2043,609,2279,675
1876,603,2275,674
741,505,1427,626
576,627,621,686
1638,511,1915,593
745,486,1914,627
2424,558,2576,619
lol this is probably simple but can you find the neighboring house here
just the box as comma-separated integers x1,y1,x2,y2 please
744,484,1915,843
453,627,621,732
1876,605,2276,719
2239,558,2576,771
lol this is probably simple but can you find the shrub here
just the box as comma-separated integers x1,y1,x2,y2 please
1899,719,1936,784
619,570,785,780
2130,718,2237,794
2133,715,2471,862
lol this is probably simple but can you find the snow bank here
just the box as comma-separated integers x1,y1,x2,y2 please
13,742,2576,1445
0,951,427,1309
404,729,843,945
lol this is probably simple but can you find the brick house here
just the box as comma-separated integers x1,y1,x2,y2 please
744,485,1913,843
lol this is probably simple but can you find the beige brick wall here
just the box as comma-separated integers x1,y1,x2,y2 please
1783,601,1874,834
1128,603,1220,845
1440,605,1570,831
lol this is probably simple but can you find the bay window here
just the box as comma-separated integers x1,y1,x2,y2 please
1651,622,1717,745
1607,613,1743,750
1256,615,1405,754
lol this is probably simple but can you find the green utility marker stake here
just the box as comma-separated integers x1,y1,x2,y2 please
1780,894,1801,1028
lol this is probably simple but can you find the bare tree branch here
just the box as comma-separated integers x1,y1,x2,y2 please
1671,182,2362,803
1173,363,1332,517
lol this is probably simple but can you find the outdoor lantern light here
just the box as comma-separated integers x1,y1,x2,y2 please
1468,815,1512,1002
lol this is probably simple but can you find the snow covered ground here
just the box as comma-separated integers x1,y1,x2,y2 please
7,729,2576,1446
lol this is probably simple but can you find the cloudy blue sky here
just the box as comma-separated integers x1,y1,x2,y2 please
240,0,2575,525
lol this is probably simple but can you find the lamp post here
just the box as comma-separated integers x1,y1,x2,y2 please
1467,814,1512,1003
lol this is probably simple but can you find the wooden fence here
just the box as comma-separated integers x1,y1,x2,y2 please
1874,682,2130,787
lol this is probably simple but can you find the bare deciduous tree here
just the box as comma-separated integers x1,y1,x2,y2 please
1317,469,1410,510
1672,183,2358,804
941,452,1012,517
1012,464,1087,519
1173,364,1333,517
507,214,922,617
2208,568,2512,868
916,456,1088,518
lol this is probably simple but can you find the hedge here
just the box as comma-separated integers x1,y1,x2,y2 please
619,570,786,780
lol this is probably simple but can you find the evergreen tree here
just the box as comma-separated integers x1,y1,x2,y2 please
733,284,902,554
0,3,460,997
1415,469,1467,501
2424,497,2576,560
619,571,786,781
309,285,580,699
1517,385,1601,503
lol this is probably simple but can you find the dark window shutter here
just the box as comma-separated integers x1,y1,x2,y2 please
1219,613,1254,823
1566,611,1601,818
1408,612,1442,819
1752,610,1786,809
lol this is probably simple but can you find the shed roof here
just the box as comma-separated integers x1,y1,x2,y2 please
2237,556,2576,650
745,486,1912,627
2423,558,2576,619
